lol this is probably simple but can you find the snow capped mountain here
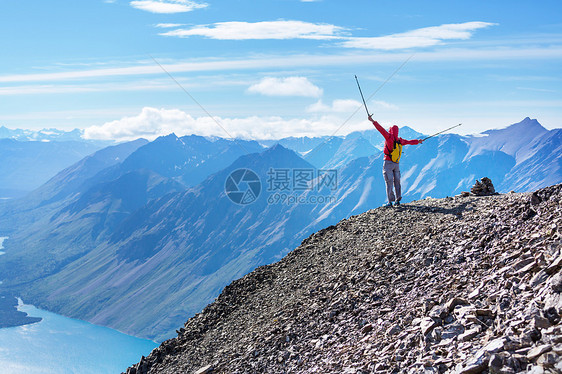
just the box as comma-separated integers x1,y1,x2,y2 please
258,136,329,154
464,117,548,164
304,135,377,169
498,127,562,192
324,136,378,169
461,117,560,192
303,137,344,168
0,125,110,144
1,117,560,343
295,117,561,231
120,133,264,186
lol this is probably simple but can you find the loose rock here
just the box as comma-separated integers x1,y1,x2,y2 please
125,184,562,374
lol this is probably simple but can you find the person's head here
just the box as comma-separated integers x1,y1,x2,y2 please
389,125,399,138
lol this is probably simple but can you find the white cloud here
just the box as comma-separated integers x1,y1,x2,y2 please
82,107,370,141
84,107,194,140
0,79,183,95
372,100,399,110
341,21,497,50
247,77,323,98
159,20,494,49
160,20,348,40
155,23,185,28
2,45,562,84
130,0,207,14
307,99,361,113
307,99,398,114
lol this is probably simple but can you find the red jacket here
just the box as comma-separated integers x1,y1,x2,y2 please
370,119,420,162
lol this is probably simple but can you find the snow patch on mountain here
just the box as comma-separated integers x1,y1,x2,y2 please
353,176,374,211
464,117,547,164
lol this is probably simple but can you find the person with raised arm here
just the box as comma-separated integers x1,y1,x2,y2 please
369,115,424,207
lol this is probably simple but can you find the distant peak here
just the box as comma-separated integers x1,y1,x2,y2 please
483,117,546,135
181,134,205,140
512,117,545,130
326,136,343,144
261,143,303,159
519,117,537,125
267,143,288,152
156,133,179,141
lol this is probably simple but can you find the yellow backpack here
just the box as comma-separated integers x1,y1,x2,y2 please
385,139,403,163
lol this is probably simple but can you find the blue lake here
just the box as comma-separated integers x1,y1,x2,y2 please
0,237,158,373
0,301,158,374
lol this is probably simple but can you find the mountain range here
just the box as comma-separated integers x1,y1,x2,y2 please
0,138,105,198
0,117,560,341
0,125,101,143
0,125,120,198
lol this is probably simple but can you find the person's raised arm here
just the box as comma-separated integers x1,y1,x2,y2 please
401,138,424,145
368,115,388,138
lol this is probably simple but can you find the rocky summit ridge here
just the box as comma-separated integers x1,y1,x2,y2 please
127,184,562,374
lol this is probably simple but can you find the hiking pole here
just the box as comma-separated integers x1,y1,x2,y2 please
355,75,371,117
422,123,462,141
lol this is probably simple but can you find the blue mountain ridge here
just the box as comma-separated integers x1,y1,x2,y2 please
0,138,104,198
0,134,263,285
0,117,560,342
305,135,379,169
4,145,331,340
0,139,149,234
120,134,264,187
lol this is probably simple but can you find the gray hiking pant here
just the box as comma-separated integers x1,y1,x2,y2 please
383,160,401,203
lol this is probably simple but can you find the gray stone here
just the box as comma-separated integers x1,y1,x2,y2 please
485,338,507,354
386,324,401,337
458,328,480,342
457,349,489,374
421,317,438,336
531,314,551,330
536,352,558,367
527,344,552,360
194,365,213,374
545,255,562,275
530,192,541,206
429,305,448,319
361,323,373,334
441,323,465,340
446,297,469,312
530,270,549,288
550,272,562,293
471,177,496,196
489,353,503,372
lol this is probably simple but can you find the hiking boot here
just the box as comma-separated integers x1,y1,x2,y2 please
384,202,393,207
395,201,401,206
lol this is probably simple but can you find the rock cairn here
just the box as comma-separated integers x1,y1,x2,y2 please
126,184,562,374
471,177,496,196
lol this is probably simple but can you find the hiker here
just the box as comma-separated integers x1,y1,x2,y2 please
369,115,424,206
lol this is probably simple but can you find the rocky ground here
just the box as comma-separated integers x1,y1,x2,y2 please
126,183,562,374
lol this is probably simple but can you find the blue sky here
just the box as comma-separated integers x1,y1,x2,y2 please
0,0,561,140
